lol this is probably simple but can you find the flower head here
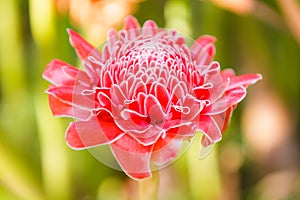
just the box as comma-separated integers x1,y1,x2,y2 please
43,16,262,180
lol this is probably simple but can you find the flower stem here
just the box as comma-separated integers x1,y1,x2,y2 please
138,170,159,200
187,134,221,200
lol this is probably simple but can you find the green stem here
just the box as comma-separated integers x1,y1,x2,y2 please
187,133,221,200
138,170,159,200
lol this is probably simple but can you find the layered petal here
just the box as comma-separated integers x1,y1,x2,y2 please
48,93,91,120
68,29,101,61
198,115,222,144
190,35,216,65
142,20,158,36
167,123,198,137
43,15,262,180
46,86,96,111
201,106,234,147
66,115,123,149
204,86,246,115
213,106,233,133
124,15,140,30
110,134,153,180
123,15,140,40
43,59,78,86
151,134,183,166
145,94,167,124
228,73,262,90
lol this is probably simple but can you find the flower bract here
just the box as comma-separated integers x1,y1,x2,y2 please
43,16,262,180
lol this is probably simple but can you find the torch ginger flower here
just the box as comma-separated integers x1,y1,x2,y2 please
43,16,262,180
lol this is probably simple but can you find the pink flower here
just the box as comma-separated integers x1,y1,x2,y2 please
43,16,262,180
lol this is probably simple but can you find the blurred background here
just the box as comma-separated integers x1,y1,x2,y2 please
0,0,299,199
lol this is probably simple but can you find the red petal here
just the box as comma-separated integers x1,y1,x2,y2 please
119,109,150,131
145,94,166,124
190,35,216,64
66,123,85,149
201,108,234,147
195,44,216,65
228,73,262,90
192,71,204,86
127,100,140,114
198,115,222,144
67,29,101,61
201,135,213,147
167,124,197,137
107,28,118,39
124,15,140,30
193,87,210,100
225,86,247,104
97,90,111,109
111,85,126,106
191,35,216,52
66,116,123,149
170,83,185,103
221,69,235,80
48,93,91,120
154,83,170,110
151,134,183,166
168,106,182,121
103,71,113,88
110,134,153,180
43,59,92,88
132,81,147,98
47,86,72,103
48,93,73,117
168,95,203,123
204,62,228,102
213,107,233,133
124,16,140,40
43,59,79,86
142,20,158,36
204,86,246,115
129,125,163,146
46,86,96,111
